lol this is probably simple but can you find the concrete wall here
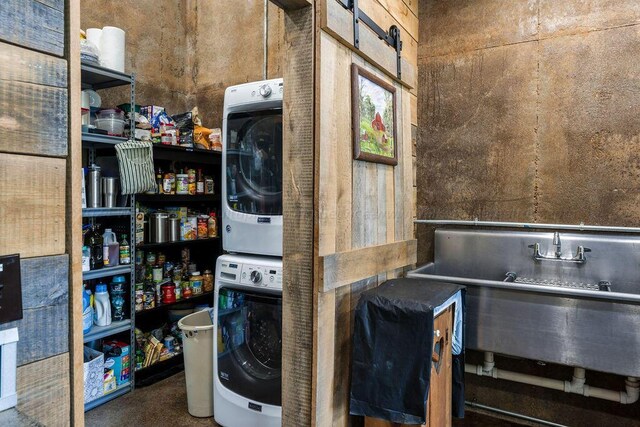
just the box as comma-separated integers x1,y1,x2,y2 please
82,0,197,114
195,0,284,127
417,1,640,424
81,0,283,127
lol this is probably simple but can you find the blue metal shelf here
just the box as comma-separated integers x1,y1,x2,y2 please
81,132,127,146
83,319,132,344
81,62,133,90
82,264,132,280
82,207,133,218
84,382,131,412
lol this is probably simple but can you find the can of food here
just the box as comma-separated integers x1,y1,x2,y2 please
144,290,155,309
157,252,166,266
135,250,144,265
152,266,163,283
197,216,208,239
156,282,162,304
161,282,176,304
176,174,188,195
135,284,144,312
175,284,182,301
205,177,214,194
146,251,156,265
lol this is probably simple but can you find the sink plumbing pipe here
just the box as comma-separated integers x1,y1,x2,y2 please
466,352,640,404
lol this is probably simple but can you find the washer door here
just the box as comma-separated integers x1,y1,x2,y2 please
217,288,282,406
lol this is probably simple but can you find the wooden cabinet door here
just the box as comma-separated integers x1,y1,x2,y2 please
364,306,454,427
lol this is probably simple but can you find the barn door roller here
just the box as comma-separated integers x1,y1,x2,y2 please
338,0,403,79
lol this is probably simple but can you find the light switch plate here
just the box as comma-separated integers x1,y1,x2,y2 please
0,254,22,324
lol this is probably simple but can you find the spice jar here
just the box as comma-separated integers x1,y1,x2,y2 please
190,271,203,295
203,270,214,292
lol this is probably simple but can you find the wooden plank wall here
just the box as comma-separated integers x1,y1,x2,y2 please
0,0,72,425
310,1,418,425
282,4,316,426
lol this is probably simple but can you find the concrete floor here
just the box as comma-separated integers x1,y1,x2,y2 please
85,371,217,427
85,371,528,427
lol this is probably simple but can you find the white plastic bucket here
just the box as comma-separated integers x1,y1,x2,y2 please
178,309,214,417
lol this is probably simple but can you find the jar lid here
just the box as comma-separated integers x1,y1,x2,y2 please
191,271,201,276
96,284,107,293
111,275,126,283
203,269,212,274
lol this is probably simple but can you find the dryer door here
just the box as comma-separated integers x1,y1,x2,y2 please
217,288,282,406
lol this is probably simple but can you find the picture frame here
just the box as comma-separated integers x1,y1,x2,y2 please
351,64,398,166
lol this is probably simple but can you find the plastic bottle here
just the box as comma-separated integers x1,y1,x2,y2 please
119,234,130,265
82,284,93,334
88,225,104,269
102,228,119,267
82,246,91,272
110,276,127,321
94,283,112,326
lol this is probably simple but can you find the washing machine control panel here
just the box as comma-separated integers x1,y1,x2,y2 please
240,264,282,289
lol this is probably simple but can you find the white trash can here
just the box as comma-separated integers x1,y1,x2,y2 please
178,309,215,417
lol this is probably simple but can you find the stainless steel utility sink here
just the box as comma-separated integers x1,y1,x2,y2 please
408,228,640,377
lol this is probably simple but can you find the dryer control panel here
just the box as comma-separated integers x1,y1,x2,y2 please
240,264,283,290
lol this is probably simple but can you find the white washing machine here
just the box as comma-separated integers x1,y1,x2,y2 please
222,79,283,257
213,254,282,427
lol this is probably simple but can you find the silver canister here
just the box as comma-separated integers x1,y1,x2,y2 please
168,216,181,242
87,164,101,208
150,212,169,243
102,177,119,208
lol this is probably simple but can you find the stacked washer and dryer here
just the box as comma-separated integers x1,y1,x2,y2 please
213,79,284,427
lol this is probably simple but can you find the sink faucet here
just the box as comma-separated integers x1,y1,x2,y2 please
553,232,562,258
528,232,591,264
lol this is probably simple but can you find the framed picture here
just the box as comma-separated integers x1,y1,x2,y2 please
351,64,397,166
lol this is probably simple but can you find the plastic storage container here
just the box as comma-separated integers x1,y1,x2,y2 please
178,310,214,417
95,118,125,136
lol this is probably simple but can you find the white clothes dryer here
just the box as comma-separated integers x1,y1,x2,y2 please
222,79,283,257
213,254,282,427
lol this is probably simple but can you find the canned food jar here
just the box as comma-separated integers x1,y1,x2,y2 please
203,270,214,292
190,271,203,295
176,174,189,195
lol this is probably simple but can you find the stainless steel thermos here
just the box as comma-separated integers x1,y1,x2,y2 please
150,212,169,243
102,177,119,208
168,215,180,242
87,164,101,208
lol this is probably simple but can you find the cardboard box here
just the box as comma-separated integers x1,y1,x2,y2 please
140,105,165,121
83,346,104,404
103,369,117,395
165,206,188,222
103,341,130,386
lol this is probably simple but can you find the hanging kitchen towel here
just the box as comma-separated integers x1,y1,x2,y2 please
114,140,156,194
